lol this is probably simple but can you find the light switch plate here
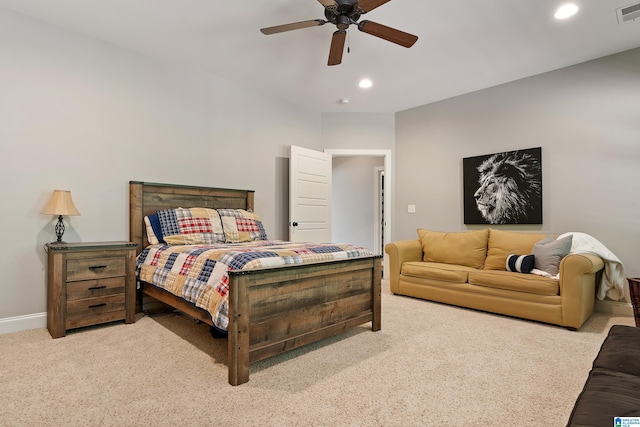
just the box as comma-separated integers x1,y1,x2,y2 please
408,204,416,213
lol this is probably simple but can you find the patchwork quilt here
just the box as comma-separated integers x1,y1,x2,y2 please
136,241,374,331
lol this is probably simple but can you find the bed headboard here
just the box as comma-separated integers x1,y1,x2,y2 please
129,181,255,254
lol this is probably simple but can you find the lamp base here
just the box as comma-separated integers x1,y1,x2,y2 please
54,215,65,243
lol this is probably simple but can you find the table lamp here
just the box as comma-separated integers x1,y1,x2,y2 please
41,190,80,243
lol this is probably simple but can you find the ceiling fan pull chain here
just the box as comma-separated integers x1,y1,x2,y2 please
347,29,350,54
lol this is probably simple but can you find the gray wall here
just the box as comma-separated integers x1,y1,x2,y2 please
0,9,321,323
321,113,395,151
395,48,640,295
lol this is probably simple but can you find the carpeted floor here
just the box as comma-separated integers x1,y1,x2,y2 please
0,282,634,427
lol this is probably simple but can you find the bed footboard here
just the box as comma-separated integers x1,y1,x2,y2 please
227,256,381,385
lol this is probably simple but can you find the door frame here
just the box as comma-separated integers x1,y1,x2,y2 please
374,166,385,256
324,149,392,266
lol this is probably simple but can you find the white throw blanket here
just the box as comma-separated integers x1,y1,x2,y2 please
557,232,625,301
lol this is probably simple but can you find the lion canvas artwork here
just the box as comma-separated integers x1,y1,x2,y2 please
463,147,542,224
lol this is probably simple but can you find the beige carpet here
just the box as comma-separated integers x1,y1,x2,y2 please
0,282,634,427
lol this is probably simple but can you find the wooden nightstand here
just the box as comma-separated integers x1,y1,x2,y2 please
46,241,137,338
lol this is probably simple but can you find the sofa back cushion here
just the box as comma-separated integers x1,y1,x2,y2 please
417,228,489,269
484,229,549,270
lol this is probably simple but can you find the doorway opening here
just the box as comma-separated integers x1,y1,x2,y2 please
324,149,392,278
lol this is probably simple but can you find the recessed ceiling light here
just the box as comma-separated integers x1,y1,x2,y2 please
359,78,373,89
554,4,579,19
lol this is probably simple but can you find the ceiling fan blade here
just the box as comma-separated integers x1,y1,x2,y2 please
318,0,338,14
260,19,326,35
357,0,391,13
357,20,418,47
317,0,338,9
328,30,347,66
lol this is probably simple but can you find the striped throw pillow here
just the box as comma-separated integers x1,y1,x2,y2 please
506,254,535,273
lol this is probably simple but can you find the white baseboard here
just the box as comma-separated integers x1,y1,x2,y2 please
0,301,632,335
595,299,634,317
0,312,46,335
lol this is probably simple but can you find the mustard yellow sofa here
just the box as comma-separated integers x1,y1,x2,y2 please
385,229,605,330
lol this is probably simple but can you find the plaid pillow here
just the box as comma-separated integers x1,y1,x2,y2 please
157,208,225,245
217,209,268,243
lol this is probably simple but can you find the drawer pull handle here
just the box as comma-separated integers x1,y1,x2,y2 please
88,265,107,270
88,303,107,309
88,285,107,291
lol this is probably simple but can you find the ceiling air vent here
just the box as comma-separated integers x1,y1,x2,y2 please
617,2,640,23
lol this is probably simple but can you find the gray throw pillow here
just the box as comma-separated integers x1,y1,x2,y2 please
532,235,573,276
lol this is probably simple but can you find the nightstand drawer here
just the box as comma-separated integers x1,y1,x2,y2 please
66,256,126,281
67,277,126,301
66,294,125,319
66,309,127,330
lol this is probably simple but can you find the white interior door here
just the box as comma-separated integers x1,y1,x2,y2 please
289,145,332,242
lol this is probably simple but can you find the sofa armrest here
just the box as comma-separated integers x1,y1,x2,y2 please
385,240,423,294
559,253,605,329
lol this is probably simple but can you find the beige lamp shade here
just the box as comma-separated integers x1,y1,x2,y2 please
41,190,81,216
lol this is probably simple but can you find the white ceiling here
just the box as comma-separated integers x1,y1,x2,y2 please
1,0,639,113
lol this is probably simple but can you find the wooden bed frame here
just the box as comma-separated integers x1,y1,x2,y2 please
129,181,381,385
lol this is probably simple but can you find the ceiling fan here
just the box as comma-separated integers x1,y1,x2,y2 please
260,0,418,66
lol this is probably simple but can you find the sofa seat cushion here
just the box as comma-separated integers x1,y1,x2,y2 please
484,229,549,270
401,262,477,284
398,275,562,307
567,368,640,426
468,270,559,296
417,229,489,269
592,325,640,377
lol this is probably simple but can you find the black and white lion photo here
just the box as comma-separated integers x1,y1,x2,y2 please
463,147,542,225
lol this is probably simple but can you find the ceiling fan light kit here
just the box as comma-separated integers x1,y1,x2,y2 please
260,0,418,66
